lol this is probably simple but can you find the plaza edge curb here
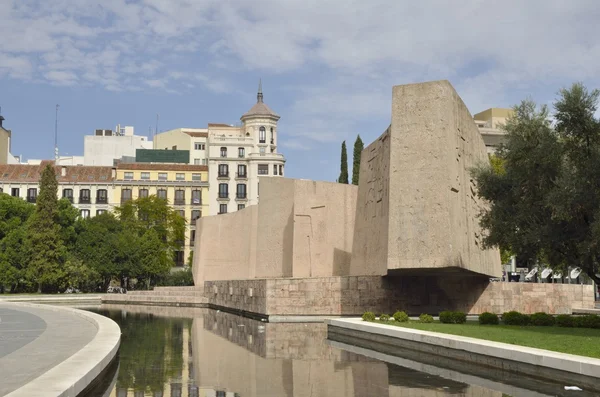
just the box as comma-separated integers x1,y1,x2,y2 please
5,303,121,397
325,318,600,379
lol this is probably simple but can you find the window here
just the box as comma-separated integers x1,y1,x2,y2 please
192,190,201,205
141,172,150,180
279,165,283,176
259,147,265,155
139,188,149,199
237,164,247,178
26,188,37,203
258,164,269,175
176,173,185,181
194,142,205,150
190,230,196,247
10,187,19,197
62,188,73,202
259,126,266,143
178,209,185,219
194,158,201,165
219,204,227,214
124,172,133,180
96,209,107,216
157,189,167,200
270,127,274,143
202,159,207,165
174,250,184,267
218,183,228,199
96,189,108,204
174,189,185,205
220,147,227,158
121,188,132,203
192,173,201,181
191,210,201,222
238,147,245,158
236,184,246,199
79,189,91,204
238,204,245,210
158,173,167,181
218,164,229,177
273,165,278,175
80,209,90,219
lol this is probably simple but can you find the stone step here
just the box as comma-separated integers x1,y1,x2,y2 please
152,286,202,292
128,290,205,297
101,294,208,307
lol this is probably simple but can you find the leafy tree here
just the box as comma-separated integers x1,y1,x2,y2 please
352,134,364,185
57,198,79,251
26,165,65,293
473,83,600,284
338,141,349,184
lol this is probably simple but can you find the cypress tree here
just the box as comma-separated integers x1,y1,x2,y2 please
338,141,349,184
352,134,364,185
27,164,65,292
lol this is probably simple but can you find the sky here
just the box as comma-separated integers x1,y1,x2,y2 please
1,0,600,182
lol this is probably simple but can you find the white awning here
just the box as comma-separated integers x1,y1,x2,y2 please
570,267,582,279
541,268,553,278
525,268,538,280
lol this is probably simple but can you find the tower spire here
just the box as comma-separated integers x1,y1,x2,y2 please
257,78,263,103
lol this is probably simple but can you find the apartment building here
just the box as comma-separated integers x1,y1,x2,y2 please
474,108,513,154
0,162,116,217
114,163,209,267
154,81,286,216
84,125,153,166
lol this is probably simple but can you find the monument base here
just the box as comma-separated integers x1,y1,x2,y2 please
205,276,594,319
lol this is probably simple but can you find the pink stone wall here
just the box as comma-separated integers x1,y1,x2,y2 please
206,277,595,316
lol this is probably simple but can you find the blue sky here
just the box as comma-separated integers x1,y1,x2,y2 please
1,0,599,182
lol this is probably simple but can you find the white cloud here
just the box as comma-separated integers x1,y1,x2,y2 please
44,70,78,85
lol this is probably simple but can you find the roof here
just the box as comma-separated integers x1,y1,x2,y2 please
183,131,208,138
207,123,235,128
241,101,280,120
0,163,115,183
116,163,208,172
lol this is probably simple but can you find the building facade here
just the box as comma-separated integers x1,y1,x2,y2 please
84,126,152,166
153,128,209,166
474,108,513,154
114,163,209,267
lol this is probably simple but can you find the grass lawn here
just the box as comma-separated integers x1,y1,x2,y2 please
373,320,600,359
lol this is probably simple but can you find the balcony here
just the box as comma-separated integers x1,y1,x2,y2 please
235,172,247,180
191,198,202,206
217,172,229,180
236,193,247,200
174,199,186,205
26,196,37,203
79,197,91,204
217,193,229,201
259,139,266,144
96,197,108,204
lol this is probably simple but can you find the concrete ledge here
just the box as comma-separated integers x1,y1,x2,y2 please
101,294,208,307
326,318,600,392
0,295,103,304
572,307,600,315
6,303,121,397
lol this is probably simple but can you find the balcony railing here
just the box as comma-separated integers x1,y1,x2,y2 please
96,197,108,204
217,172,229,179
259,139,266,143
191,198,202,206
79,197,91,204
26,196,37,203
174,199,186,205
218,193,229,199
235,172,247,179
236,193,247,200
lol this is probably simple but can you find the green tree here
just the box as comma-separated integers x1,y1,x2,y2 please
473,83,600,284
352,134,364,185
26,165,65,293
57,198,79,251
338,141,349,184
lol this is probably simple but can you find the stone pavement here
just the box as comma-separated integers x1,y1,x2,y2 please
0,302,97,396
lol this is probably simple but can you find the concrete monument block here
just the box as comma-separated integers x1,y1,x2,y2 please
351,80,501,277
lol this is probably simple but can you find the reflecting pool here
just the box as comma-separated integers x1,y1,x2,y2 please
85,305,595,397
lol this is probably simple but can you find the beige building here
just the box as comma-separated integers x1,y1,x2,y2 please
154,81,286,216
474,108,513,154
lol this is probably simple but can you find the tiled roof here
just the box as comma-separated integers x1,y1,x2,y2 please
241,102,280,120
0,163,115,183
183,131,208,138
116,163,208,172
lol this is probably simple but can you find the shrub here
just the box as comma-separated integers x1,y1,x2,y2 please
362,311,376,321
530,312,555,326
419,314,434,323
155,267,194,287
440,311,467,324
574,314,600,329
555,314,574,327
502,311,529,326
479,312,499,325
379,313,390,321
393,311,409,322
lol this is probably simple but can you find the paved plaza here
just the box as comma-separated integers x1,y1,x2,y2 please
0,303,97,396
